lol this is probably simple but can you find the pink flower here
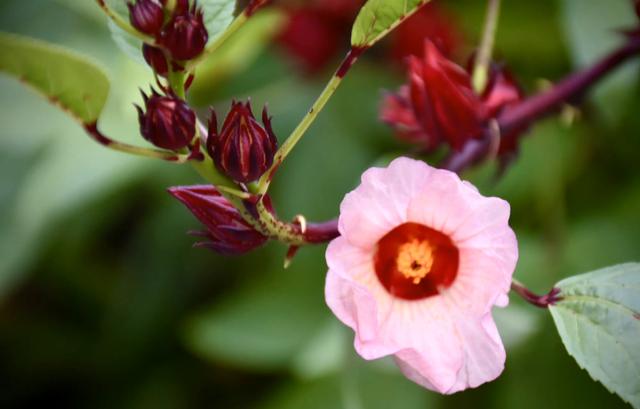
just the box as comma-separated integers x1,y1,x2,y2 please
325,157,518,393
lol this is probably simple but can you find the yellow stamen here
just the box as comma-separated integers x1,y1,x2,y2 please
396,239,434,284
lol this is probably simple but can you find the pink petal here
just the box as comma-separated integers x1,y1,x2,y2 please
393,307,505,393
339,157,434,249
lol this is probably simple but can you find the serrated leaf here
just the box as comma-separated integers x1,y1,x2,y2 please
549,263,640,408
0,32,110,124
351,0,431,48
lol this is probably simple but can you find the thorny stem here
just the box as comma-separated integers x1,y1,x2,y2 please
510,279,562,308
94,0,154,43
472,0,501,94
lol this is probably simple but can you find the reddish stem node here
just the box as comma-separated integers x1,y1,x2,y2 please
510,281,562,308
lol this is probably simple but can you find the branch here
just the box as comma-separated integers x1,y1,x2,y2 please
442,35,640,173
248,35,640,245
511,280,562,308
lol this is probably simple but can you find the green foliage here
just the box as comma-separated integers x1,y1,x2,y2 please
560,0,639,125
549,263,640,408
0,32,109,124
190,9,285,105
106,0,237,62
199,0,236,43
183,247,329,371
351,0,430,47
257,359,432,409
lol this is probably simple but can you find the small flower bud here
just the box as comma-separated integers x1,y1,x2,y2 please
381,41,528,157
160,5,208,61
168,185,269,254
136,89,196,150
207,101,278,184
142,44,169,76
128,0,164,36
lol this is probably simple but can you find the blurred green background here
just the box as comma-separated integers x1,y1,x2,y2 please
0,0,639,408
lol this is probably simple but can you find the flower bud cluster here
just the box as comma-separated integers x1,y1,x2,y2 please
128,0,208,74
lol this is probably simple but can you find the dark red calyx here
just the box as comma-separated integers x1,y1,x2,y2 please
136,88,195,150
160,3,208,61
168,185,268,255
128,0,164,36
142,44,169,76
206,100,278,184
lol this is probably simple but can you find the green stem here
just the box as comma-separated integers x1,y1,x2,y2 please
472,0,501,94
256,49,362,195
83,123,192,163
168,70,186,98
185,13,249,72
95,0,154,43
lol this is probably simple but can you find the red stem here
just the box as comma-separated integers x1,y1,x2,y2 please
510,281,562,308
442,36,640,173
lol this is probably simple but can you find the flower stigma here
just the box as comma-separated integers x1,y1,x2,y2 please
396,239,434,284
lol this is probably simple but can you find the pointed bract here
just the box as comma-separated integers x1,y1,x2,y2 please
138,89,195,150
381,41,527,155
168,185,268,255
142,44,169,76
207,101,278,183
410,41,486,150
160,4,208,61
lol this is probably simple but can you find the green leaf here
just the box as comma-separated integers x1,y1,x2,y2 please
0,32,109,124
351,0,430,48
200,0,236,43
549,263,640,408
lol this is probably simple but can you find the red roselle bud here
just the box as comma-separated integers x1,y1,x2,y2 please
160,4,208,61
136,89,196,150
380,86,435,149
207,101,278,184
142,44,169,76
381,41,526,154
128,0,164,36
409,41,486,150
168,185,268,254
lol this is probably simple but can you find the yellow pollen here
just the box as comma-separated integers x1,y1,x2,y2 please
396,239,434,284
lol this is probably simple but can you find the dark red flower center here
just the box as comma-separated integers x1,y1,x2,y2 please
374,222,459,300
